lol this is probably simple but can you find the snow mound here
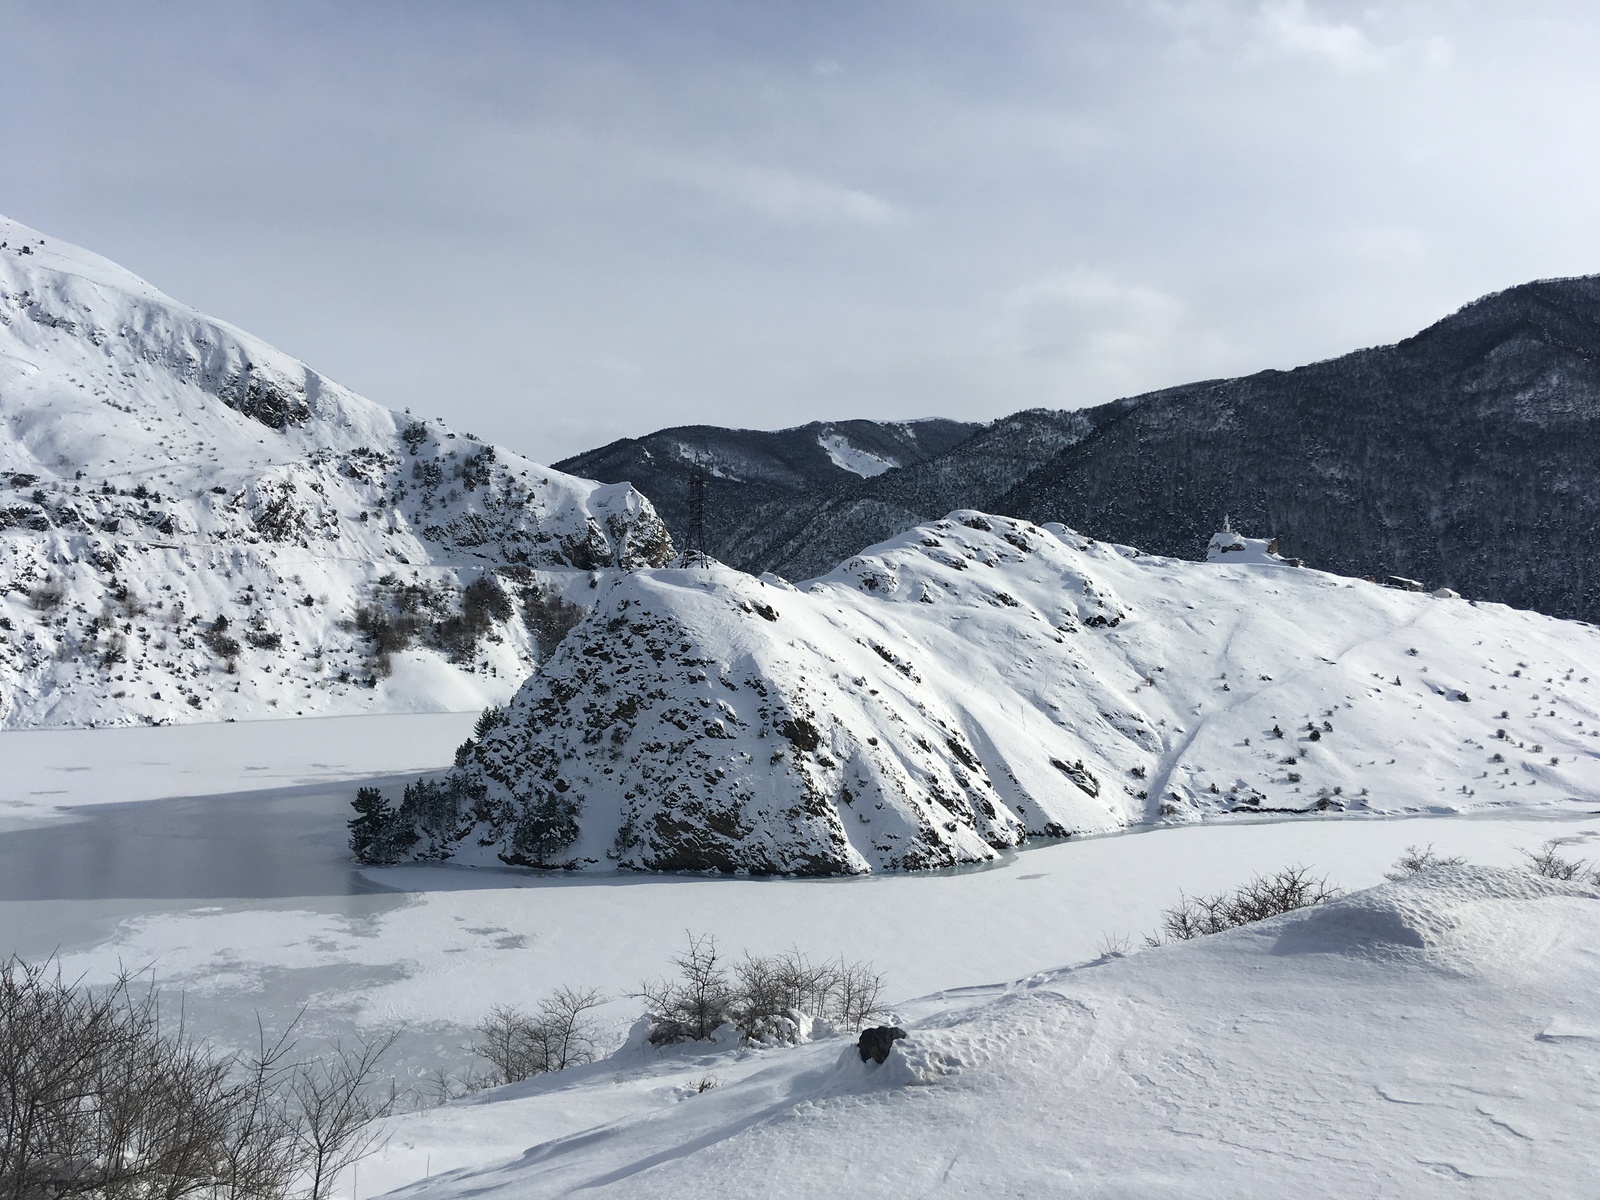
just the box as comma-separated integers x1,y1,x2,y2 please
1273,864,1598,961
389,509,1600,874
0,215,672,726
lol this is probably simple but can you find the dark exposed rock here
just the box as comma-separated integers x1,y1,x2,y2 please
857,1025,907,1064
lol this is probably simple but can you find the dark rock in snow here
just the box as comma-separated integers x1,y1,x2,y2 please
858,1025,907,1064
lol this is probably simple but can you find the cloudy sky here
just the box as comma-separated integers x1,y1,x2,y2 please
5,1,1600,462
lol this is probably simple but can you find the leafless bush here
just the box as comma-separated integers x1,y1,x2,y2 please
1094,932,1134,960
290,1032,399,1200
27,574,66,611
0,957,397,1200
634,934,733,1045
1385,844,1467,881
474,987,605,1085
636,936,884,1046
1521,839,1598,884
1147,867,1340,945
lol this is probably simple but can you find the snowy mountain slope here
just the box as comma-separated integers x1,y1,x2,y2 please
377,866,1600,1198
383,510,1600,875
0,215,672,727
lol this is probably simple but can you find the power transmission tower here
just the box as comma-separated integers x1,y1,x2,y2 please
686,464,708,567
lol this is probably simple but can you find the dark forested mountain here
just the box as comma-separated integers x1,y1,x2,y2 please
554,418,976,564
564,274,1600,624
1002,275,1600,622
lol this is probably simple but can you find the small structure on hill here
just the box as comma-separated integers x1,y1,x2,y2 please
1206,521,1301,567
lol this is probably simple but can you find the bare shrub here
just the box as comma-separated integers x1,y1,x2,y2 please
0,957,397,1200
637,936,884,1046
290,1032,399,1200
1385,844,1467,881
434,577,513,664
1149,867,1340,944
1521,839,1597,883
1094,932,1133,960
474,987,605,1085
27,574,66,611
634,934,733,1045
351,604,420,677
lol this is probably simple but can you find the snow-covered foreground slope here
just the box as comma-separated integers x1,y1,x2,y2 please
402,511,1600,873
0,215,671,727
375,865,1599,1199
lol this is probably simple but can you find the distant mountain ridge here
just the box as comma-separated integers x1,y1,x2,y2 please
0,214,672,727
565,275,1600,623
554,418,977,565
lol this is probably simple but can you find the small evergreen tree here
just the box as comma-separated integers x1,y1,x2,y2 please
511,792,580,864
348,786,399,864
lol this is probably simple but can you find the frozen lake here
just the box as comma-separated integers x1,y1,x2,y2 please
0,782,397,905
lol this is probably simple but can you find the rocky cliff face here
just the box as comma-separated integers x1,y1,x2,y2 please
0,214,672,727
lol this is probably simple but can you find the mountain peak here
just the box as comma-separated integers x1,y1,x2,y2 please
0,218,672,727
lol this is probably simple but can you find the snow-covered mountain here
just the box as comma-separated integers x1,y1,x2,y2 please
0,215,672,727
382,511,1600,875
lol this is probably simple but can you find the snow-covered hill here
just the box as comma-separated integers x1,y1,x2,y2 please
375,865,1600,1198
385,511,1600,874
0,215,672,727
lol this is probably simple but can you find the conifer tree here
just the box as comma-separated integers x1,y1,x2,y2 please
348,785,398,863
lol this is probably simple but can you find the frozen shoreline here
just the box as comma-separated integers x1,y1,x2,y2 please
0,710,477,830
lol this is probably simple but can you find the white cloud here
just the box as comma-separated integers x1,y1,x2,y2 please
650,155,899,226
1152,0,1450,74
1259,0,1387,72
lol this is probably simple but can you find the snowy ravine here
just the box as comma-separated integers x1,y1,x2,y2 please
0,216,672,727
388,512,1600,874
376,866,1600,1199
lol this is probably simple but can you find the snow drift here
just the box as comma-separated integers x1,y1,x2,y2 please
0,215,672,727
374,864,1600,1198
389,510,1600,874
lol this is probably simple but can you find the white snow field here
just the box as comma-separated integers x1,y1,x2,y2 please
0,215,671,728
817,432,899,477
370,866,1600,1200
2,717,1597,1197
422,511,1600,874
